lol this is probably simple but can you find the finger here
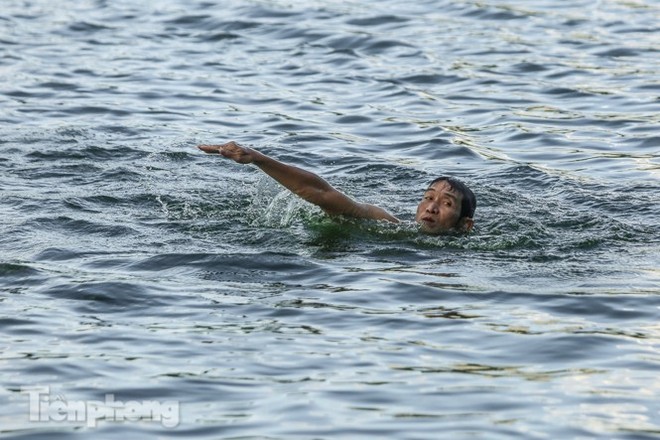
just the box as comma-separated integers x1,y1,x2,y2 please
198,145,222,154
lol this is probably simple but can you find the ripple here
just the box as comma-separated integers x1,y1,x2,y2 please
26,216,138,237
37,281,166,312
0,262,41,279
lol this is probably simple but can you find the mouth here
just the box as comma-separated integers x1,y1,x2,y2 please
419,216,436,227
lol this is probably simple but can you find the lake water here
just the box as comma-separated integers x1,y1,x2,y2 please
1,0,659,438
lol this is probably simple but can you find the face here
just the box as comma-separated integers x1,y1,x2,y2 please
415,180,472,234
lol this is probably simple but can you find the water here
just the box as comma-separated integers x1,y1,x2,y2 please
1,0,659,438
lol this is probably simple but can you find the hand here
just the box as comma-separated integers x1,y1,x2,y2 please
198,141,255,164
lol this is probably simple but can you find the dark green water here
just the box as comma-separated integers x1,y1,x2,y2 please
1,0,659,438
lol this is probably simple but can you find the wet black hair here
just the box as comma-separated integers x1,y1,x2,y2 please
428,176,477,219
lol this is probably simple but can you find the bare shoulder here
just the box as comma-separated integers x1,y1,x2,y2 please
317,190,398,223
358,203,400,223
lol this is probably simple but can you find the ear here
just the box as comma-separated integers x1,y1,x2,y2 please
459,217,474,232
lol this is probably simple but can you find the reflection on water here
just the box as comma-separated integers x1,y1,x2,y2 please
1,0,659,438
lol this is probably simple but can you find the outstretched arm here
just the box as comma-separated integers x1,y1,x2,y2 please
198,142,398,223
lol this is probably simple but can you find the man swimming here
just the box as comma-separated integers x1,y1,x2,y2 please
198,142,476,234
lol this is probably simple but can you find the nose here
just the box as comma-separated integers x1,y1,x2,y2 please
425,202,439,214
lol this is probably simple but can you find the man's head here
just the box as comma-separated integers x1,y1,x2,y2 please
415,177,476,234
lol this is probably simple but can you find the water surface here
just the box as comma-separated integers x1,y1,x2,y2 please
1,0,659,438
